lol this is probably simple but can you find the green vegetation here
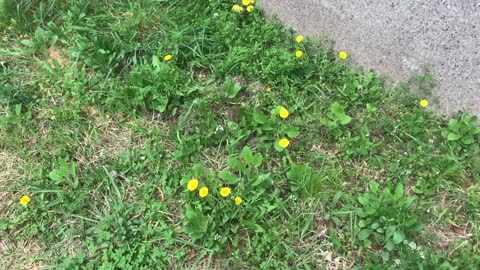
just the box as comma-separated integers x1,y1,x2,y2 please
1,0,479,269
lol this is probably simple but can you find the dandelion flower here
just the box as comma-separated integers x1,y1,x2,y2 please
164,54,172,61
279,106,289,119
338,51,348,60
232,4,243,12
279,138,290,148
266,87,271,93
187,179,199,191
249,0,255,4
246,5,254,12
420,99,429,107
242,0,250,6
295,50,303,58
199,187,209,198
235,196,242,205
220,187,231,197
19,195,30,206
296,35,304,43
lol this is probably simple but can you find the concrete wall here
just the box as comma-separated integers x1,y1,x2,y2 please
260,0,480,116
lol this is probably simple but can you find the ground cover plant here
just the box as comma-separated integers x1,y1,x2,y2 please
1,0,479,269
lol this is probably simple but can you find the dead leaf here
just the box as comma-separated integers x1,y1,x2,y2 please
448,220,465,235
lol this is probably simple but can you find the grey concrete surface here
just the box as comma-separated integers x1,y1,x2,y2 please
260,0,480,117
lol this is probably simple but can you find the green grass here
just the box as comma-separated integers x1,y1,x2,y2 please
1,0,479,269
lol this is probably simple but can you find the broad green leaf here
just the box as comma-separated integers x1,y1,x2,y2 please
386,225,396,238
404,216,418,228
394,183,404,199
447,132,460,141
241,146,254,164
287,164,311,181
448,119,458,129
358,229,372,241
218,171,239,184
49,169,66,183
319,118,330,126
338,115,352,125
332,191,342,207
365,207,376,215
253,109,267,124
406,222,425,232
358,196,369,206
255,224,264,233
369,181,379,194
366,103,378,113
404,196,416,208
251,173,271,187
225,77,242,98
250,178,263,186
358,220,367,228
152,55,161,71
154,96,168,112
227,157,246,172
331,102,345,116
34,28,45,42
252,153,263,168
286,127,300,138
392,230,405,244
21,40,35,48
385,239,395,251
380,251,390,262
274,140,285,152
356,208,367,218
462,138,475,145
183,206,208,240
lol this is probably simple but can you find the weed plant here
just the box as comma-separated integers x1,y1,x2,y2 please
0,0,479,269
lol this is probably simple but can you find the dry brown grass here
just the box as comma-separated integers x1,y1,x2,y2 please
420,191,476,254
47,46,67,68
0,151,49,270
0,110,170,269
0,150,27,219
0,240,48,270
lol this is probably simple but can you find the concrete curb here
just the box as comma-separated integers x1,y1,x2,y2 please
259,0,480,117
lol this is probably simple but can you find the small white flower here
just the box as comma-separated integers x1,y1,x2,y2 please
419,251,425,259
214,125,224,134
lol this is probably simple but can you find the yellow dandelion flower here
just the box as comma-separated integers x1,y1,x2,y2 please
220,187,231,197
242,0,250,6
235,196,242,205
279,106,289,119
246,5,254,12
187,179,199,191
249,0,255,4
279,138,290,148
199,187,209,198
232,4,243,12
420,99,429,107
164,54,172,61
296,35,304,43
266,87,271,93
19,195,30,206
295,50,303,58
339,51,348,60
